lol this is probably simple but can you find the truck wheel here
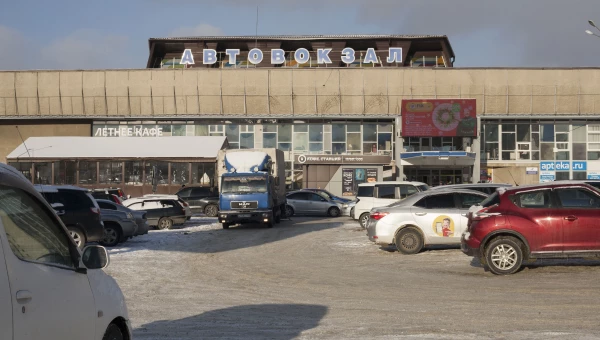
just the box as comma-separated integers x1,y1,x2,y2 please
204,204,219,217
157,217,173,230
285,205,294,217
222,223,230,229
485,236,523,275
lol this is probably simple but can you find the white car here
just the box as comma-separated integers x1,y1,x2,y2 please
0,162,131,339
366,189,488,254
352,181,429,228
140,194,193,218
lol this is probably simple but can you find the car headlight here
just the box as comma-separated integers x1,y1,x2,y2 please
342,204,348,208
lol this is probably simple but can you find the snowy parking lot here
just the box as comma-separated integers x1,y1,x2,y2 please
105,216,600,340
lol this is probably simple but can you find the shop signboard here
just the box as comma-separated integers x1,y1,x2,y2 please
366,169,378,183
342,169,354,196
93,125,164,137
572,161,587,171
539,161,555,182
526,167,538,175
295,154,391,165
588,172,600,180
401,99,477,137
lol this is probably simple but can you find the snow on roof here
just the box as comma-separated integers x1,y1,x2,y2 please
7,136,227,160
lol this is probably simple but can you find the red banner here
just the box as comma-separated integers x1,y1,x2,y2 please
401,99,477,137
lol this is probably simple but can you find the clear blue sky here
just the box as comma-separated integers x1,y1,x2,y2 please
2,0,600,70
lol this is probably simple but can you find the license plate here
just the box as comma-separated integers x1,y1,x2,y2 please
239,214,251,218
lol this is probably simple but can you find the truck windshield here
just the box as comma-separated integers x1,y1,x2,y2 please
222,176,267,194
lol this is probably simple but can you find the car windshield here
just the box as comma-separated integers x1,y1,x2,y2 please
418,185,429,191
222,176,267,193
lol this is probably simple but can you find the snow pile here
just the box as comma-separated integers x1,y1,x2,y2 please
225,151,268,173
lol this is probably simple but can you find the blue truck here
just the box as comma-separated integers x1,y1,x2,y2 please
217,149,286,229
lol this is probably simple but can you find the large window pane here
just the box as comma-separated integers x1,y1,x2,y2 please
279,125,292,142
332,124,346,142
278,143,292,151
502,133,516,151
125,161,143,185
378,133,392,152
294,133,308,151
555,124,569,132
240,133,254,149
295,125,308,132
363,143,377,154
7,162,32,182
556,151,569,160
541,124,555,142
347,134,361,151
172,125,186,136
195,125,208,136
363,124,377,142
347,124,361,132
263,125,277,133
309,143,323,153
502,124,515,132
98,162,123,184
573,124,586,142
54,161,76,185
34,162,52,185
309,125,323,142
79,161,97,185
192,163,215,186
226,125,239,143
573,143,586,160
171,163,189,185
263,133,277,148
378,124,393,133
332,143,346,154
531,133,540,150
485,124,499,142
541,143,554,160
517,125,530,142
145,161,168,185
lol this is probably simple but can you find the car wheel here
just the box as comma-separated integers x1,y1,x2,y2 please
328,206,340,217
68,227,86,250
222,223,230,229
485,237,523,275
285,205,294,217
204,204,219,217
359,213,370,228
395,228,424,255
157,217,173,230
100,224,122,247
102,323,123,340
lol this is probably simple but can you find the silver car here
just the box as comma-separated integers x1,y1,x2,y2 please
96,199,150,236
366,189,488,254
285,190,343,217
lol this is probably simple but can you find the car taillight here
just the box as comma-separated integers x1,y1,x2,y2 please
370,212,389,220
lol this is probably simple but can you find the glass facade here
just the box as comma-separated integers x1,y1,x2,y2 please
93,119,395,190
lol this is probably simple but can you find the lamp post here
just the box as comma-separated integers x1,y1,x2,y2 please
586,20,600,38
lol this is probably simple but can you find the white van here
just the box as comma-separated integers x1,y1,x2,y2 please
352,181,429,228
0,163,131,340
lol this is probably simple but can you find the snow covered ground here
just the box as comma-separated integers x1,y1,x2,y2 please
104,216,600,340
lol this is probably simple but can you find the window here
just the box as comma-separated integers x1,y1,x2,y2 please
126,202,144,210
145,161,168,185
34,162,52,184
294,132,309,152
191,187,214,196
510,190,551,208
79,161,97,185
541,124,555,142
54,161,76,185
98,161,123,184
160,200,177,208
423,193,456,209
288,192,309,200
399,185,418,199
7,162,32,181
98,201,117,210
310,193,327,202
332,124,345,142
42,190,94,210
171,163,189,185
357,186,374,198
172,124,186,136
556,188,600,208
0,185,74,268
125,161,143,185
192,163,215,186
178,188,192,197
376,185,396,199
457,193,486,208
263,132,277,148
226,125,240,148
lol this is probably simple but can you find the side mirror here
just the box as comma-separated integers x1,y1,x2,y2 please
51,203,65,216
82,245,109,269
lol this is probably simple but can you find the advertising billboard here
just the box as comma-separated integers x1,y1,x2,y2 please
401,99,477,137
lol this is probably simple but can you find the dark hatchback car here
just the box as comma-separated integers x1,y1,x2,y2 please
34,185,104,249
462,182,600,275
176,186,219,216
123,198,187,230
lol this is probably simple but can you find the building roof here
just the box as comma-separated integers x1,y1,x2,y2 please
7,136,228,160
149,34,449,41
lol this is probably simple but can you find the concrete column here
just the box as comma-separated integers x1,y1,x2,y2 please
472,115,482,183
395,116,404,181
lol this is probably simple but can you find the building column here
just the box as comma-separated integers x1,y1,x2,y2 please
395,116,404,181
472,115,482,183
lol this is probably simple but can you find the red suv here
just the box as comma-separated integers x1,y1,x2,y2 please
461,182,600,275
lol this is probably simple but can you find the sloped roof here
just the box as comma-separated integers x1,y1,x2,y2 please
7,136,227,160
149,34,449,41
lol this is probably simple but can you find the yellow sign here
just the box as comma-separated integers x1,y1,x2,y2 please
432,215,455,237
405,102,434,112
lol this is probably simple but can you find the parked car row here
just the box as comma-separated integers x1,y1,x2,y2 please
364,180,600,275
